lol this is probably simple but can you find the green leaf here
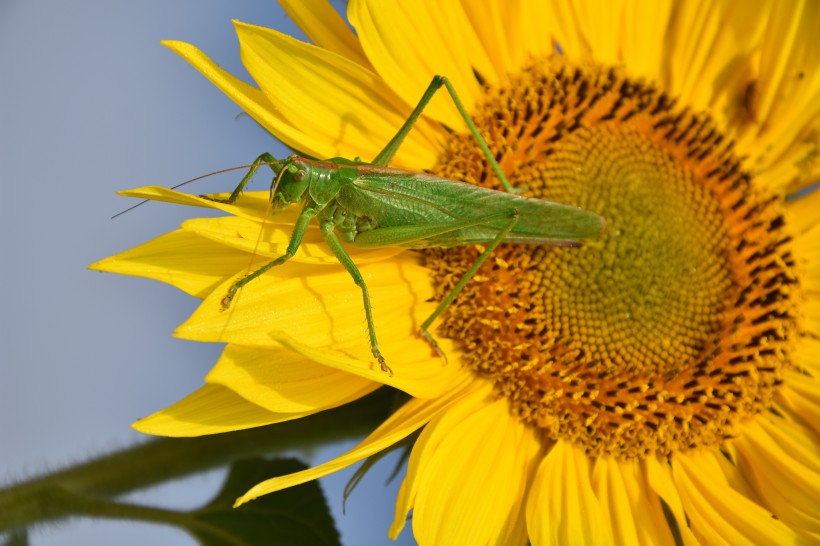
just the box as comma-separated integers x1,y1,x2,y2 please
187,458,340,546
0,530,28,546
343,429,417,512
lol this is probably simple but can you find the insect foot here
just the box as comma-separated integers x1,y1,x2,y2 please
420,330,449,365
200,194,232,204
221,285,239,311
372,348,393,376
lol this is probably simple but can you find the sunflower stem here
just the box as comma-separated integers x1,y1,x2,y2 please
0,389,394,532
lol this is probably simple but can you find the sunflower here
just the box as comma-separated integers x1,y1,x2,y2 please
91,0,820,544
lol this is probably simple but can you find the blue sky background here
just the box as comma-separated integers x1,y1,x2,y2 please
1,2,416,544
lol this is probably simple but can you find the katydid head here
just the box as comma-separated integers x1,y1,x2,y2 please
271,155,313,208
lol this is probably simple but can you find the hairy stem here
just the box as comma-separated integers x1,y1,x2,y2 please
0,389,393,532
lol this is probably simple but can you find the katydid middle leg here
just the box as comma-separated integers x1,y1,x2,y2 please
353,208,520,364
318,220,391,375
372,75,519,193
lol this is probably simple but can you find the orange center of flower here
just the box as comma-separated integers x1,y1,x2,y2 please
425,58,799,459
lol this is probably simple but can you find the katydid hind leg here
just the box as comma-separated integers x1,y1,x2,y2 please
222,205,317,309
372,75,519,193
438,78,519,193
419,209,520,361
319,221,392,375
372,76,446,167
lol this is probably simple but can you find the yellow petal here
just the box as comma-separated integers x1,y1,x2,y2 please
181,215,403,266
733,417,820,537
536,1,591,60
593,457,701,546
162,40,329,159
673,450,804,545
786,187,820,236
776,368,820,437
643,457,701,546
570,0,624,66
757,412,820,477
89,229,250,298
618,0,674,81
176,254,427,344
134,383,308,436
388,383,497,538
508,0,559,61
527,440,614,546
205,344,379,413
740,0,820,188
404,389,540,545
805,298,820,332
795,336,820,374
118,186,270,221
176,252,465,396
348,0,495,128
180,214,323,260
272,332,463,398
389,379,493,538
663,0,763,122
278,0,370,67
458,0,522,80
185,257,410,329
590,458,642,545
234,21,441,167
234,372,477,506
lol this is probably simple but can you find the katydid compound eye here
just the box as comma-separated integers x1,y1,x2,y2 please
294,170,307,180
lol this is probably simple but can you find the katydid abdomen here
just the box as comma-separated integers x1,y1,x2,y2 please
334,168,604,249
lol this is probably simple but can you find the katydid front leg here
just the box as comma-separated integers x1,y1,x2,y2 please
222,204,317,309
206,152,279,204
318,220,392,375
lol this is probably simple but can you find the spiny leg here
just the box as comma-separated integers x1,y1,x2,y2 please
355,208,522,363
222,205,317,309
419,209,520,361
206,152,279,204
371,75,519,193
319,220,391,375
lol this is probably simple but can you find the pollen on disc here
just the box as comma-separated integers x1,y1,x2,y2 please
424,58,798,459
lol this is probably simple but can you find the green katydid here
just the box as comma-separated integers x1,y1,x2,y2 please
212,76,604,375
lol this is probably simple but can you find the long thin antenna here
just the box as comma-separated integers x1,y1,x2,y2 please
110,161,280,219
